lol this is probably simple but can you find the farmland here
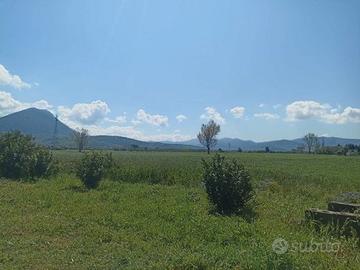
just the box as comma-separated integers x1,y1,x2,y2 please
1,151,360,269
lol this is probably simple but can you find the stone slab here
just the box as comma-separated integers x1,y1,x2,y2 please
305,208,360,236
328,201,360,213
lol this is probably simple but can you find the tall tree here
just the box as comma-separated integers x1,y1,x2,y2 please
303,133,319,154
73,128,89,152
197,120,221,154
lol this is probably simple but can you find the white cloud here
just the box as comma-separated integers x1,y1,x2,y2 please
136,109,168,126
273,104,282,110
55,105,188,142
105,114,127,125
201,107,225,124
0,91,53,116
84,125,142,138
335,107,360,124
85,124,191,142
259,103,265,108
0,91,22,115
0,93,194,142
230,106,245,119
286,101,329,121
145,133,192,142
58,100,110,125
286,100,360,124
254,112,280,120
131,119,142,126
176,114,187,122
0,64,31,89
31,100,53,110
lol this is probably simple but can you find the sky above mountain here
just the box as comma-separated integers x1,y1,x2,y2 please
0,0,359,141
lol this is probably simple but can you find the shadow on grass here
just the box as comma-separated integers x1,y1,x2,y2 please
238,206,258,223
209,205,257,223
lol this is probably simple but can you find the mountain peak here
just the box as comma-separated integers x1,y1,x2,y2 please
12,107,54,117
0,108,73,143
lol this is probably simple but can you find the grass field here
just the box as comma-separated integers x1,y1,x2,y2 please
1,151,360,269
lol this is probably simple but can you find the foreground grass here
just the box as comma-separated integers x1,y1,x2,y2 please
1,178,359,268
1,152,360,269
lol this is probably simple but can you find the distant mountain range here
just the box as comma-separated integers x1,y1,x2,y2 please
173,137,360,152
0,108,200,150
1,108,359,151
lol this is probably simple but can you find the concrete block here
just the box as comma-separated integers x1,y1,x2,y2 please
328,201,360,213
305,208,360,236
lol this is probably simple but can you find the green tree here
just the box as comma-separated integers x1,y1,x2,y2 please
76,151,113,189
202,154,254,215
0,131,55,179
73,128,89,152
303,133,319,154
197,120,221,154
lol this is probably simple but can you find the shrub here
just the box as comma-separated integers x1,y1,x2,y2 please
0,131,56,179
202,154,253,215
76,151,113,189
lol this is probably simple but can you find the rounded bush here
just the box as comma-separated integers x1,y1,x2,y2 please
0,131,56,179
76,151,113,189
202,154,254,215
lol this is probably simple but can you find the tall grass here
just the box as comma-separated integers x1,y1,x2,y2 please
1,151,358,268
54,150,360,190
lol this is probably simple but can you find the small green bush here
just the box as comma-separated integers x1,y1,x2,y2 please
0,131,56,179
76,151,113,189
202,154,254,215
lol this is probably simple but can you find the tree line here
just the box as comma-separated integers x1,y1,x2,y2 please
302,133,360,155
71,122,358,156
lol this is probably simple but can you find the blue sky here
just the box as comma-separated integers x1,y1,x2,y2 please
0,0,359,141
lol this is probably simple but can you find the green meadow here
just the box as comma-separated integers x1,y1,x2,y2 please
1,151,360,269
